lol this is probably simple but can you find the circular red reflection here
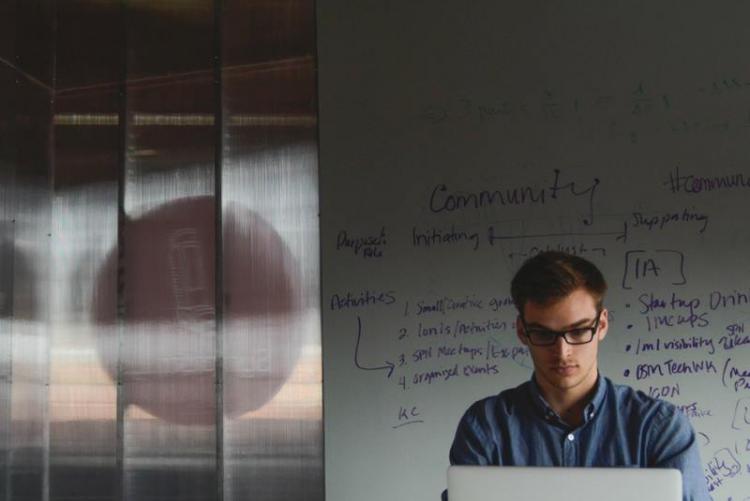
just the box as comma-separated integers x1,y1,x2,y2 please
93,196,301,424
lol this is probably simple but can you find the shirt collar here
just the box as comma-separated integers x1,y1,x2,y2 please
528,372,607,424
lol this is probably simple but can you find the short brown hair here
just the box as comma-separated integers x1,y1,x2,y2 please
510,251,607,314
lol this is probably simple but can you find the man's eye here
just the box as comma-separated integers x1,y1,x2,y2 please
531,330,556,338
568,328,590,337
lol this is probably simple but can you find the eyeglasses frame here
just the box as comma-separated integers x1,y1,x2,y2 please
520,310,603,346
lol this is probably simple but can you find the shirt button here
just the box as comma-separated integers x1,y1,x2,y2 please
567,434,575,442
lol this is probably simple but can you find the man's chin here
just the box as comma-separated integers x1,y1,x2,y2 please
551,366,578,378
543,370,582,390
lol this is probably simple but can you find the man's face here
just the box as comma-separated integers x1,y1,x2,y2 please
516,288,608,396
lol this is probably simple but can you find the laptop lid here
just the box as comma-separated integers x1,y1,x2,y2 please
447,466,682,501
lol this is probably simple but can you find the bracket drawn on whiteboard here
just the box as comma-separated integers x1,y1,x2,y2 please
731,398,750,430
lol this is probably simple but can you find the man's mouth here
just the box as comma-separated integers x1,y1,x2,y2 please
552,365,577,374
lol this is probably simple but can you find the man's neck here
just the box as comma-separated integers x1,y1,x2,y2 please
536,373,599,428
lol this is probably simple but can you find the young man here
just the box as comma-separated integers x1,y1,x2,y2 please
445,251,709,500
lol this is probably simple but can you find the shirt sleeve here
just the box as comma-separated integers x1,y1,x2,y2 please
448,402,495,466
648,404,710,501
442,401,498,501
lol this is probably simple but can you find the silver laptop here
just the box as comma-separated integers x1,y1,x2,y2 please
447,466,682,501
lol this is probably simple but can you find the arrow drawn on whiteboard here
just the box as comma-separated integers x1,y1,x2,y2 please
488,221,627,244
354,316,395,378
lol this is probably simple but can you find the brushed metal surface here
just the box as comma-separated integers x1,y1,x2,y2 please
117,1,218,500
2,1,321,499
0,60,16,501
221,1,322,499
8,84,52,501
49,3,123,500
3,2,55,497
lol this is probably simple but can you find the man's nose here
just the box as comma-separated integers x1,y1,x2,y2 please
551,334,572,354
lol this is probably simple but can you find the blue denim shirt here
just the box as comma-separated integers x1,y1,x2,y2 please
444,375,709,501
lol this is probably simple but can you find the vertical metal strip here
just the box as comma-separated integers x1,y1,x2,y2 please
214,1,225,500
5,5,19,498
312,2,326,498
43,3,58,500
4,36,17,500
4,234,13,501
3,131,15,501
115,1,129,501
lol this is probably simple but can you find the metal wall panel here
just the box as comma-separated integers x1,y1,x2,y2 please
0,62,17,501
6,2,55,499
121,2,218,500
0,0,16,65
49,2,123,500
9,83,51,501
221,1,323,500
0,7,17,495
1,1,322,499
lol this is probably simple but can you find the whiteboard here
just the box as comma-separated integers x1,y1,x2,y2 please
318,2,750,500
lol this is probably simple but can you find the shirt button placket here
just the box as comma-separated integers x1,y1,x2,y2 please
563,433,576,466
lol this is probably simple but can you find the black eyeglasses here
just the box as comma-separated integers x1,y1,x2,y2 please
521,312,602,346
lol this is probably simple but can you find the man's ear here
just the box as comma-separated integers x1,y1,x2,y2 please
516,316,528,345
598,308,609,341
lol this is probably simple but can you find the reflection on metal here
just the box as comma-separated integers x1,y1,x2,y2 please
226,115,316,127
53,113,119,126
91,197,303,424
54,57,314,95
0,55,54,92
1,0,321,500
132,114,215,126
54,113,316,127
